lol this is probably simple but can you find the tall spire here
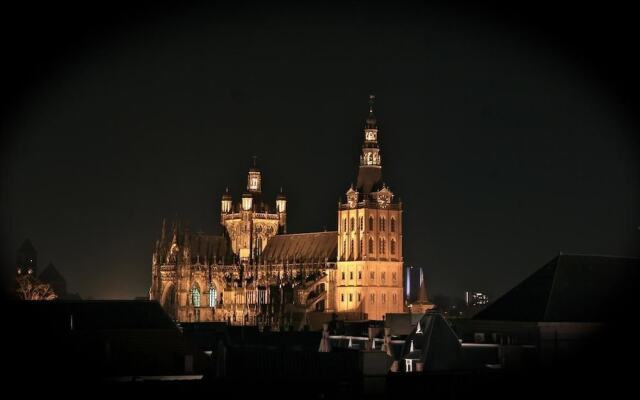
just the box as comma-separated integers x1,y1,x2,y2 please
417,268,429,303
365,94,377,129
356,94,383,193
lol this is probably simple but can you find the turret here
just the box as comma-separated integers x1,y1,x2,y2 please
221,187,233,213
276,187,287,233
247,156,262,193
241,192,253,211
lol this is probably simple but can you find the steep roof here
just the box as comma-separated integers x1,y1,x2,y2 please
413,312,462,370
474,254,640,323
18,238,36,254
189,234,231,263
356,166,383,194
39,262,65,283
260,232,337,263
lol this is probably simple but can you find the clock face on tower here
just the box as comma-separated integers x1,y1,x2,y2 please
377,193,390,208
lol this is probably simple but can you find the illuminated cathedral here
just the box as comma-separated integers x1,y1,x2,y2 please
149,96,405,326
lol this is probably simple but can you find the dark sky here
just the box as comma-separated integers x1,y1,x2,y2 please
2,1,639,300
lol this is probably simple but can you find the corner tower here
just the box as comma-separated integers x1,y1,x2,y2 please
335,95,404,320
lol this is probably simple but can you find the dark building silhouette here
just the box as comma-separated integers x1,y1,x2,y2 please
39,262,68,298
16,238,37,276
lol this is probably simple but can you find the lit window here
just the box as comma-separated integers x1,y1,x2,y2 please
209,286,217,308
191,286,201,308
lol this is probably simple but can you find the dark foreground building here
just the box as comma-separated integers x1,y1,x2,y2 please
6,254,639,399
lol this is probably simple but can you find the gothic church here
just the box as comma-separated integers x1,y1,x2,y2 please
149,96,404,326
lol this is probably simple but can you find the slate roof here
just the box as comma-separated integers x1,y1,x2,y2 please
189,234,231,263
474,254,640,323
403,311,462,370
12,300,178,330
260,232,337,263
39,262,65,283
356,166,383,194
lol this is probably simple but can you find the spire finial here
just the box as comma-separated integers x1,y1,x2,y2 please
368,94,375,113
252,155,257,168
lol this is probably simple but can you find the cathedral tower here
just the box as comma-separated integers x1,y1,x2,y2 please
335,95,404,320
220,159,284,263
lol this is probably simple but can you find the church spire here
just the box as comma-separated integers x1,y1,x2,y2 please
365,94,377,129
356,94,383,193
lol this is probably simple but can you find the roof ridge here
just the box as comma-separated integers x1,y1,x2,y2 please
273,231,338,237
557,253,640,260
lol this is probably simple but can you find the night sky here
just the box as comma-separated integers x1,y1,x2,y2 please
2,1,638,301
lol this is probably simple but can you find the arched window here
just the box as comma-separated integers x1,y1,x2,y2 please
209,285,217,308
390,239,396,255
359,217,364,230
350,218,355,231
390,218,396,233
191,286,201,308
350,239,354,256
379,238,385,254
380,217,385,232
359,238,363,255
368,237,374,253
368,217,374,231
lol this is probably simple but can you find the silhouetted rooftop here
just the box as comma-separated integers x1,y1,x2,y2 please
474,254,640,322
